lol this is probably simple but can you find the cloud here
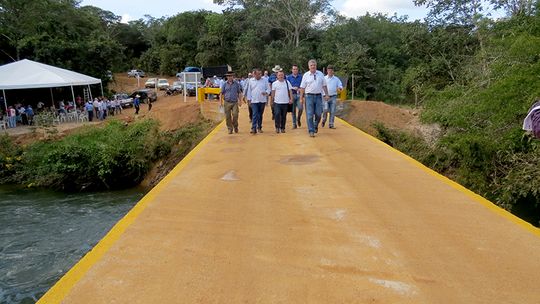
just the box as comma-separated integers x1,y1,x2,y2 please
120,13,134,24
339,0,424,19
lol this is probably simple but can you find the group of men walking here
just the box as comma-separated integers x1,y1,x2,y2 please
220,59,343,137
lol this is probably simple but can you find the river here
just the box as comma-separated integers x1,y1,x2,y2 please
0,185,145,304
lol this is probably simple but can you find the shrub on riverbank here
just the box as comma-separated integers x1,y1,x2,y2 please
0,119,213,191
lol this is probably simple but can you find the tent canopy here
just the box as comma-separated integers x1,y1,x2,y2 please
0,59,101,90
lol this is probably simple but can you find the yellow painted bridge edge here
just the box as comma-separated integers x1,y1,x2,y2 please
338,117,540,238
37,120,225,304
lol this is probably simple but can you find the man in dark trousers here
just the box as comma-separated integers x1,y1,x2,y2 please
220,71,243,134
134,95,140,115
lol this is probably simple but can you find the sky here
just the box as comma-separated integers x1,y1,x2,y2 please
79,0,430,23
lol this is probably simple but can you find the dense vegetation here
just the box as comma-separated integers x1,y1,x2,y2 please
1,0,540,223
0,119,213,191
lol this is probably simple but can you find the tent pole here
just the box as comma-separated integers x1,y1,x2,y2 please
50,88,55,109
70,86,75,103
88,85,93,101
2,90,7,112
100,82,104,97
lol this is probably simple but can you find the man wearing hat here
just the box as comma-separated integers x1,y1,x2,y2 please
220,71,243,134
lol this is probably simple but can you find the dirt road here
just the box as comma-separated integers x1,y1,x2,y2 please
39,106,540,303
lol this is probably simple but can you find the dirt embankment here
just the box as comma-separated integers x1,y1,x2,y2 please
339,100,441,144
110,74,221,187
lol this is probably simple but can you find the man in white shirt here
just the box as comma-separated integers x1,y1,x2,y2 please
246,68,271,134
299,59,329,137
322,65,343,129
243,72,253,122
270,71,293,133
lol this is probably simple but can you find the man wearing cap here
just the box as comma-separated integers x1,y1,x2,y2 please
220,71,243,134
245,68,271,134
286,64,303,129
300,59,329,137
322,65,343,129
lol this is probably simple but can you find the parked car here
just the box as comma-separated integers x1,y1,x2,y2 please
113,93,133,107
166,81,183,96
171,81,183,92
130,89,158,103
184,83,197,96
157,79,170,90
127,69,145,78
145,78,157,88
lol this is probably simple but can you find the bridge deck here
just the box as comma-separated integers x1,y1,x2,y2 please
40,106,540,303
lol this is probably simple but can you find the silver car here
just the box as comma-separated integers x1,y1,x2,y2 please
157,79,170,90
113,93,133,107
145,78,157,88
127,69,145,78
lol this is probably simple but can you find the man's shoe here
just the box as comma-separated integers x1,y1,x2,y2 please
228,129,233,134
298,121,301,127
281,128,286,133
309,132,315,137
293,125,297,129
315,128,318,134
322,121,326,127
258,128,263,133
329,125,336,129
276,128,280,133
234,127,239,133
250,129,256,134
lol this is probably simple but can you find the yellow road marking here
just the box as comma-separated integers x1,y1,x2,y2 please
338,117,540,238
37,121,225,303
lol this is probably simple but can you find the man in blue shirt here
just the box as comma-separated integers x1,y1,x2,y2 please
286,64,303,129
133,95,140,115
85,101,94,121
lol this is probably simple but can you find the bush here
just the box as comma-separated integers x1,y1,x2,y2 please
2,119,174,191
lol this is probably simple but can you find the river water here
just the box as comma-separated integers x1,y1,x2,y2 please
0,186,144,304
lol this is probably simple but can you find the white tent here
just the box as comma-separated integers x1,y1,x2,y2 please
0,59,103,111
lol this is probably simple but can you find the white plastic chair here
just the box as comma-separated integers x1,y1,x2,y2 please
78,113,88,122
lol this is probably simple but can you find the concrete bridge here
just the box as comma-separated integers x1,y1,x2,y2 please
38,108,540,303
